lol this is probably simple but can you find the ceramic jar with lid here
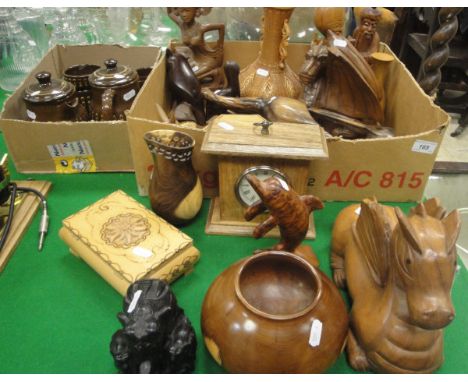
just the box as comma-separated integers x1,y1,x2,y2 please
64,64,100,120
88,58,140,121
201,250,349,373
22,71,84,122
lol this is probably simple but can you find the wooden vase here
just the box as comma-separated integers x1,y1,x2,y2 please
144,130,202,226
201,251,349,373
239,7,302,99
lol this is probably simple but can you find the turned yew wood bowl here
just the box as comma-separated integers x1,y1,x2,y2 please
201,251,349,373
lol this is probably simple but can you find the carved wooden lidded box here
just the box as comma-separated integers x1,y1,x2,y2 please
59,190,200,295
201,114,328,237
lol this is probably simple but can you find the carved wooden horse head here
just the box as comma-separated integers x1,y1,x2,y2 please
356,198,461,331
392,200,460,330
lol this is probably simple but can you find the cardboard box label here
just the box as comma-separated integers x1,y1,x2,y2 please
411,140,438,155
47,140,96,173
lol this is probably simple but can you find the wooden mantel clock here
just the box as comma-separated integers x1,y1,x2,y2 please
201,114,328,238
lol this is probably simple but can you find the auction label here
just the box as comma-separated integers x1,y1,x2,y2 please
256,68,269,77
47,140,96,173
309,319,323,347
412,140,438,155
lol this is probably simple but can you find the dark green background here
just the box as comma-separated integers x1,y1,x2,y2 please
0,89,466,373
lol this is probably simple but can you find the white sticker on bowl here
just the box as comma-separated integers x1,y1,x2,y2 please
27,109,36,120
256,68,269,77
333,39,347,48
309,319,323,347
127,290,142,313
123,89,136,102
411,140,438,155
355,206,361,215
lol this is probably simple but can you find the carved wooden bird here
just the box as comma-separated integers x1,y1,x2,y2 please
244,174,323,253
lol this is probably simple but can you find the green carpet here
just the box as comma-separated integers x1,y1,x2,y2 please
0,89,467,373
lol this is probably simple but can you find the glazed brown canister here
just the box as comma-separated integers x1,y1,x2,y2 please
64,64,100,120
22,71,85,122
144,129,202,227
201,251,349,373
88,58,139,121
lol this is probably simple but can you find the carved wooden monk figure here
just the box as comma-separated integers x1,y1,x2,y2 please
352,7,382,62
168,7,225,89
331,198,461,373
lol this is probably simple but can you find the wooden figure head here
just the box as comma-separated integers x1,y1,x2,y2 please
392,203,460,330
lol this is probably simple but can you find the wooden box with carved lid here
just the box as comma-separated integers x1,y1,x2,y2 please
59,190,200,295
201,114,328,237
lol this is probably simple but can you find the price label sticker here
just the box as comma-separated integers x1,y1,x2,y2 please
309,319,323,347
412,140,438,155
127,290,142,313
27,109,36,120
333,38,347,48
256,68,269,77
123,89,136,102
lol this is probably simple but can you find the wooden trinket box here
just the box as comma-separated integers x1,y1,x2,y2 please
201,114,328,238
59,190,200,295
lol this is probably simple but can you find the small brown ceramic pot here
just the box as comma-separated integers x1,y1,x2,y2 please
201,251,349,373
88,59,139,121
64,64,100,120
22,71,85,122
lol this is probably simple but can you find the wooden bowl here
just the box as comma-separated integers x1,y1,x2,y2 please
201,251,349,373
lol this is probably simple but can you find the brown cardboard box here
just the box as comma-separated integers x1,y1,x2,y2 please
0,44,161,173
127,41,449,202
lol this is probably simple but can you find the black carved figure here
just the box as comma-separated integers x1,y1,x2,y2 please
110,279,197,374
166,49,206,126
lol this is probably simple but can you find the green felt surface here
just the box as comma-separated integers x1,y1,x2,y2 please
0,88,467,374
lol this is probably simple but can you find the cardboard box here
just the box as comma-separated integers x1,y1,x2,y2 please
127,41,449,202
0,44,161,173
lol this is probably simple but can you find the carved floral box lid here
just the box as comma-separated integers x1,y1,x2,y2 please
61,190,195,283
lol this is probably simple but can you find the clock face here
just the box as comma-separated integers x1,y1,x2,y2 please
235,166,289,207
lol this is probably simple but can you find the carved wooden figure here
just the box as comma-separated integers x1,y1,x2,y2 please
166,49,205,126
300,29,386,138
331,198,461,373
201,89,316,125
110,279,196,373
167,7,225,89
244,174,323,262
352,8,382,62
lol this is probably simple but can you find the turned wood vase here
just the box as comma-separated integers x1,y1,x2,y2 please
239,7,302,99
144,129,202,226
201,251,349,373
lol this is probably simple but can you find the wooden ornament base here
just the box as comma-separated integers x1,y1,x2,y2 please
205,197,316,239
0,180,52,272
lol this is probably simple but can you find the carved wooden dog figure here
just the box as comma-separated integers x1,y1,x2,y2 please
244,174,323,254
331,198,461,373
